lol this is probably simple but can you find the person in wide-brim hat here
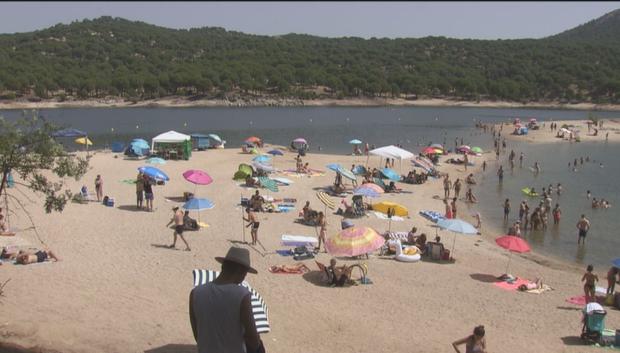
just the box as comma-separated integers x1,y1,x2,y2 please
215,246,258,274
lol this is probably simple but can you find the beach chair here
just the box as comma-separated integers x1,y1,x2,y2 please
426,242,446,262
351,195,365,217
581,304,606,344
315,261,334,284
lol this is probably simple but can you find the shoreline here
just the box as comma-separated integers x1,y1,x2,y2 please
2,96,620,111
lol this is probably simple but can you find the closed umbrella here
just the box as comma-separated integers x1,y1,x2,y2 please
495,235,531,275
381,168,401,181
436,218,478,258
138,166,169,182
326,226,385,257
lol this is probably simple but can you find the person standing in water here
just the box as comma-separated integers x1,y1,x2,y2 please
576,214,591,245
497,165,504,183
552,204,562,225
556,183,562,196
519,152,524,168
482,160,487,172
503,199,511,222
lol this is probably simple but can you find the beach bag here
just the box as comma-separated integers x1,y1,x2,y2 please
293,246,308,255
102,196,109,205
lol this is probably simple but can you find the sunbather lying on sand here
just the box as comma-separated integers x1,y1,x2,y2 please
269,263,311,273
15,249,60,265
518,278,544,291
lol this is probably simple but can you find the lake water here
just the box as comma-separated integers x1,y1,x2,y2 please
1,106,618,267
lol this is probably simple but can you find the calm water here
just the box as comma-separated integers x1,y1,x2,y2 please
1,106,618,266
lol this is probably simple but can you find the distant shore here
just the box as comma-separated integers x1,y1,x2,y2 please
2,96,620,111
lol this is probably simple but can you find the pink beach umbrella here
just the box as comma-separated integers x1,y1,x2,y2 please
183,170,213,185
325,226,385,257
495,235,531,275
355,183,385,194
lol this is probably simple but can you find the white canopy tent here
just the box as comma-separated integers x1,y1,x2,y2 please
368,145,415,171
151,130,191,151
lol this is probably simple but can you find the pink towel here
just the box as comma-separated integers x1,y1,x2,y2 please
493,278,529,291
565,295,605,306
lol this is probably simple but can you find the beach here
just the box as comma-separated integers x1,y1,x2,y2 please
1,125,619,353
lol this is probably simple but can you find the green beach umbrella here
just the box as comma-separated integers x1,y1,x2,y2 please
471,147,483,154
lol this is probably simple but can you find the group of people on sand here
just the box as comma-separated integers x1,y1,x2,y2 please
581,264,620,304
295,155,311,174
135,171,155,211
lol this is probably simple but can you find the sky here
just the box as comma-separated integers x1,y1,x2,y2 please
0,2,618,39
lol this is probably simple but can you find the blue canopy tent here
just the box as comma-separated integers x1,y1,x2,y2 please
111,142,125,153
125,139,151,158
190,134,210,151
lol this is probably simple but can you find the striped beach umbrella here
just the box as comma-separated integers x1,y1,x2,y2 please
355,183,384,194
192,269,270,333
325,226,385,257
316,191,336,210
258,177,279,192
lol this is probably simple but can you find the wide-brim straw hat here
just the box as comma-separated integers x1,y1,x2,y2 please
215,247,258,274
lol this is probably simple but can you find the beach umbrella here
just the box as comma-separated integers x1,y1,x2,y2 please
252,161,275,172
183,170,213,185
496,235,531,275
252,155,272,163
316,191,336,210
353,188,380,198
207,134,222,143
146,157,166,165
138,166,169,182
182,197,215,211
349,139,362,145
422,147,439,155
430,143,444,150
245,136,261,144
258,176,278,192
192,269,270,333
74,137,93,146
326,163,342,172
411,159,432,172
381,168,401,181
293,137,307,144
355,184,384,194
326,164,356,182
325,226,385,257
612,258,620,268
372,201,408,217
471,147,483,154
267,149,284,156
436,218,478,258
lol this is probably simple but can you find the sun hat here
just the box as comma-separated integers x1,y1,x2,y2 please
215,247,258,274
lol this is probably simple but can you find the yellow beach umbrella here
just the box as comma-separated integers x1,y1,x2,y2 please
75,137,93,146
372,201,409,217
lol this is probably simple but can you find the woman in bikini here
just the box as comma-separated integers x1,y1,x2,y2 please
316,212,327,252
582,264,599,303
452,325,487,353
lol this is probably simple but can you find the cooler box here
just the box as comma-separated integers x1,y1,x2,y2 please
106,197,115,207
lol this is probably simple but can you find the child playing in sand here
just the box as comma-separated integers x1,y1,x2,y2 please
582,265,599,303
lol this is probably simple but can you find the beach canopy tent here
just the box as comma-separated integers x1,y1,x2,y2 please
190,134,210,151
111,142,125,153
151,130,192,160
369,145,414,170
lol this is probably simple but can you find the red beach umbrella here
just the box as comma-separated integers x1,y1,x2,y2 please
495,235,531,275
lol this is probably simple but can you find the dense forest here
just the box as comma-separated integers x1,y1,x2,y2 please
0,10,619,103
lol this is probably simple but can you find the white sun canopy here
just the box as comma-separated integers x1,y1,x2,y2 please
151,130,191,150
369,145,414,160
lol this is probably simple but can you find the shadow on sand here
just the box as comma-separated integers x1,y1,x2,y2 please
144,344,196,353
116,205,144,212
560,336,585,346
469,273,499,283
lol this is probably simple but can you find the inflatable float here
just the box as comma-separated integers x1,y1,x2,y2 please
522,188,539,197
394,240,421,262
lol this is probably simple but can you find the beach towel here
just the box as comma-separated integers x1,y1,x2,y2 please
373,211,405,221
281,235,318,247
268,264,310,274
197,222,209,229
566,294,607,306
192,269,270,334
419,210,445,223
276,205,295,213
492,278,530,291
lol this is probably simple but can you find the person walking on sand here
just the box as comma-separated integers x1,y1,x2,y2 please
451,198,458,219
244,207,259,246
503,199,510,222
582,265,599,303
519,152,524,168
607,267,618,296
482,160,486,172
166,207,191,251
189,247,263,353
463,153,469,171
497,165,504,183
453,178,462,199
95,174,103,202
316,212,327,252
452,325,487,353
576,214,591,245
136,172,144,209
443,175,452,199
144,177,154,212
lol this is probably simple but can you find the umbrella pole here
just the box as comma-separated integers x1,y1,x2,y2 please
241,193,246,244
505,251,513,275
451,232,457,258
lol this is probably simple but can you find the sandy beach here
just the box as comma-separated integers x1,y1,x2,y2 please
1,127,619,353
2,96,620,111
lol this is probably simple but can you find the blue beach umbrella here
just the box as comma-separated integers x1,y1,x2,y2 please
131,139,150,149
182,198,215,211
253,155,272,163
613,258,620,268
381,168,401,181
267,149,284,156
146,157,166,165
326,163,342,172
349,139,362,145
436,218,478,258
138,166,170,182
